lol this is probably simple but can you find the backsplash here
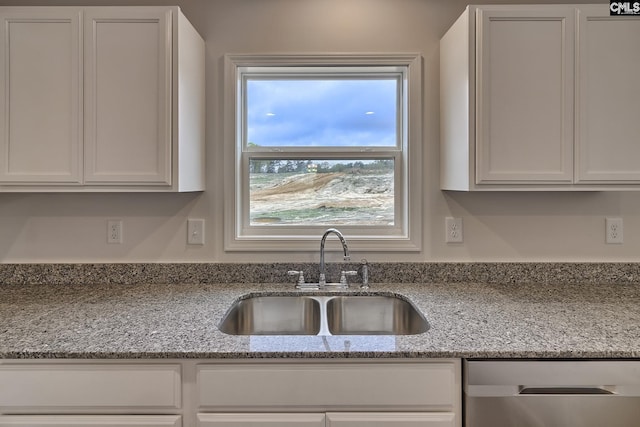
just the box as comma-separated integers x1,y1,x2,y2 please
1,263,639,286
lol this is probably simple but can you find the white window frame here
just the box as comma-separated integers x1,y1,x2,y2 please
223,53,422,252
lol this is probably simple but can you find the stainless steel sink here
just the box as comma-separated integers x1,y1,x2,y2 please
218,294,429,336
326,295,429,335
218,296,321,335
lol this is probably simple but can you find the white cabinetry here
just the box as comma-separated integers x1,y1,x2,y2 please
198,413,453,427
325,412,456,427
198,413,326,427
474,7,575,185
0,8,82,184
0,6,204,192
83,8,172,186
440,4,640,191
196,360,460,427
0,362,182,426
0,415,181,427
0,359,461,427
576,5,640,183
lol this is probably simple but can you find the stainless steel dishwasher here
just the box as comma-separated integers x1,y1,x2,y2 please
464,360,640,427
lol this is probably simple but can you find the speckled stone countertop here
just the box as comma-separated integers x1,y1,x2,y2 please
1,281,639,359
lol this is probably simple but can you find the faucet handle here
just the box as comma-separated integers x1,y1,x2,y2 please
287,270,306,287
339,270,358,287
359,259,370,289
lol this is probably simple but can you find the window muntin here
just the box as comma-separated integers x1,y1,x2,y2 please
224,54,422,252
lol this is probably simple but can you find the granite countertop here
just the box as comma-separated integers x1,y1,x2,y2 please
1,281,639,359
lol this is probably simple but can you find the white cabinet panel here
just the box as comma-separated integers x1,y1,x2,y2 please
0,6,204,192
440,4,640,191
84,7,171,185
577,6,640,183
0,360,461,427
197,413,325,427
0,415,181,427
0,364,181,410
0,8,82,184
198,413,456,427
326,412,456,427
197,361,457,411
0,415,182,427
476,8,574,184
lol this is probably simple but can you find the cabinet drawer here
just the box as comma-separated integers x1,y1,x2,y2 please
326,412,456,427
0,364,181,410
197,413,325,427
0,415,181,427
197,361,458,411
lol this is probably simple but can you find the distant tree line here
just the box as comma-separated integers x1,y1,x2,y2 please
249,159,393,174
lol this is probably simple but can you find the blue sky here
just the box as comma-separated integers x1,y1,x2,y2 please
246,78,398,147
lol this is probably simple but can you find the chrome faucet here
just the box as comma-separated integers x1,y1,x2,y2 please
319,228,350,286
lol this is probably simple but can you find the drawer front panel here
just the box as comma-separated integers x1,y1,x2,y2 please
0,415,181,427
198,361,457,411
0,364,181,410
326,412,456,427
197,413,325,427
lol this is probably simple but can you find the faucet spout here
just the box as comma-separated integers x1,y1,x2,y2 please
319,228,350,286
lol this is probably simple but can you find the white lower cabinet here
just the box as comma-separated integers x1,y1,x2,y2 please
0,362,182,427
198,412,454,427
0,415,181,427
198,413,325,427
0,363,181,410
326,412,456,427
196,360,460,427
0,359,461,427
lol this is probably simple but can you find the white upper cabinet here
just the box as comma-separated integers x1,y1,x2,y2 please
440,4,640,191
0,6,204,192
475,7,575,185
0,8,82,185
83,8,172,186
576,5,640,183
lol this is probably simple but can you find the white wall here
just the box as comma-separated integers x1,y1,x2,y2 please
0,0,633,263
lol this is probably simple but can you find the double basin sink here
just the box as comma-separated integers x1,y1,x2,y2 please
218,294,429,336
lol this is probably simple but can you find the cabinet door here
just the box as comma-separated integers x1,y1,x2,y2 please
576,5,640,183
0,8,82,184
475,7,575,184
0,415,181,427
197,413,325,427
326,412,456,427
84,7,172,186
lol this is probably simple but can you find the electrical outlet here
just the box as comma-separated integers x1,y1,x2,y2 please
606,217,623,244
445,217,463,243
187,218,205,245
107,220,123,244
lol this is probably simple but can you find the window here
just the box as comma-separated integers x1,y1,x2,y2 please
224,54,422,252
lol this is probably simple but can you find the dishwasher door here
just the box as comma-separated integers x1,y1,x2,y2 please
464,360,640,427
